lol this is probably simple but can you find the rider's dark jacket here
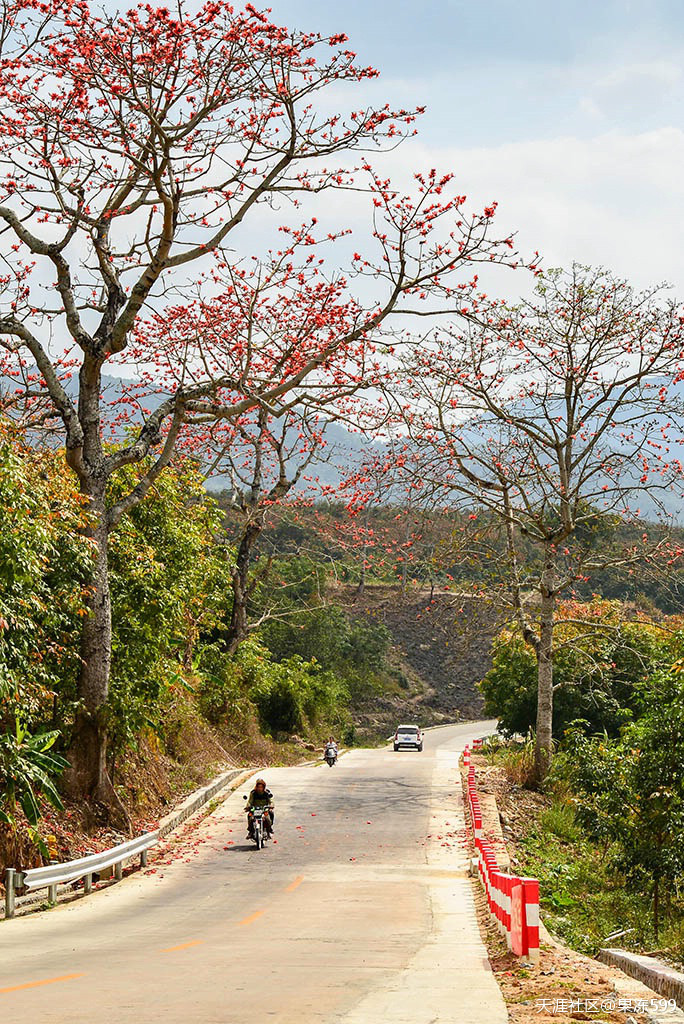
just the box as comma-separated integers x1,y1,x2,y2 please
246,788,274,810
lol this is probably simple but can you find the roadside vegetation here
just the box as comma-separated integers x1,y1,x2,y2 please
4,409,684,884
0,427,406,867
479,601,684,962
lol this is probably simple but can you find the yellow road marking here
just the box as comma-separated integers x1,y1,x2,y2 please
161,940,204,952
0,973,84,995
238,909,265,926
285,875,304,892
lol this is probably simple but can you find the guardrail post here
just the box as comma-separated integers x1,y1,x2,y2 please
48,883,57,903
84,873,92,895
115,861,123,881
4,868,16,919
140,850,148,868
510,879,525,956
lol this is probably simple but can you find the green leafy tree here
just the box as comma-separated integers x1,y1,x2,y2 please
622,670,684,938
481,602,673,740
564,667,684,937
0,422,93,730
105,459,231,760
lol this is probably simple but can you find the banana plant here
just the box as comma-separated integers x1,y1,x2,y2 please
0,720,68,828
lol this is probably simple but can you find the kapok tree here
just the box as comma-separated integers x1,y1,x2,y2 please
0,0,521,811
401,265,684,780
208,407,330,655
337,444,443,598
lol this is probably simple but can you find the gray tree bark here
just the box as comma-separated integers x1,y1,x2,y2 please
534,553,556,782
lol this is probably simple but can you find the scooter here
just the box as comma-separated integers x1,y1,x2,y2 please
324,746,338,767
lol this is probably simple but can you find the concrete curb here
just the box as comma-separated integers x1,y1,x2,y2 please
599,948,684,1012
157,766,254,838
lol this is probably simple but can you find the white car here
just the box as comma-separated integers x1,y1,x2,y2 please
393,724,423,751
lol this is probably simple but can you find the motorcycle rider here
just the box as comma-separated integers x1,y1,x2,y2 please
325,736,338,761
245,778,275,838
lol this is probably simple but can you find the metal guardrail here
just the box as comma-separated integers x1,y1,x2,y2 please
4,830,158,919
1,766,252,924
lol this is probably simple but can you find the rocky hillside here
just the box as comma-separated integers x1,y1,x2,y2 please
340,584,505,726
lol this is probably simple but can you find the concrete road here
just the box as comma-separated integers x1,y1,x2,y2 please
0,721,507,1024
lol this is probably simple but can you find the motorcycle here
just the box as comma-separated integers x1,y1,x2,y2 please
324,746,338,767
243,796,272,849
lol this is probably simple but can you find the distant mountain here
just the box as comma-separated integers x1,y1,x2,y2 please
204,418,375,495
5,370,684,520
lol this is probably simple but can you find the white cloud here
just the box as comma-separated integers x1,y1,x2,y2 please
595,60,683,91
229,127,684,307
381,129,684,294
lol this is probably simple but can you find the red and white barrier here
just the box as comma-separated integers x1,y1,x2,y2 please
463,744,540,964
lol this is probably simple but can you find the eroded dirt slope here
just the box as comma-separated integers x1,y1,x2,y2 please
342,584,504,723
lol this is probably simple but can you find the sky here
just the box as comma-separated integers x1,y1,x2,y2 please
257,0,684,293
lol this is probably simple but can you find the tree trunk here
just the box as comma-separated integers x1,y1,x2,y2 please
400,512,410,599
182,626,195,671
654,876,660,941
67,482,128,827
226,518,262,655
534,554,556,783
356,508,370,597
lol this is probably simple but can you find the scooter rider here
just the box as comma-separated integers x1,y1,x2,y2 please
245,778,274,837
325,736,338,759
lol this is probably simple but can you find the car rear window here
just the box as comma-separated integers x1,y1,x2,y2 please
398,726,419,734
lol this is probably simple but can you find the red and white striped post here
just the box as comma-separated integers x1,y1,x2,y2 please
461,739,540,962
522,878,540,963
491,870,504,933
479,842,490,906
510,879,525,956
502,874,512,948
472,805,483,847
483,845,497,916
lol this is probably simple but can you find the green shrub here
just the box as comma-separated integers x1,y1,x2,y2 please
195,638,350,740
251,656,349,736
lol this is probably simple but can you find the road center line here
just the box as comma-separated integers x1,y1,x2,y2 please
161,940,205,952
285,875,304,892
0,973,85,995
238,909,265,926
